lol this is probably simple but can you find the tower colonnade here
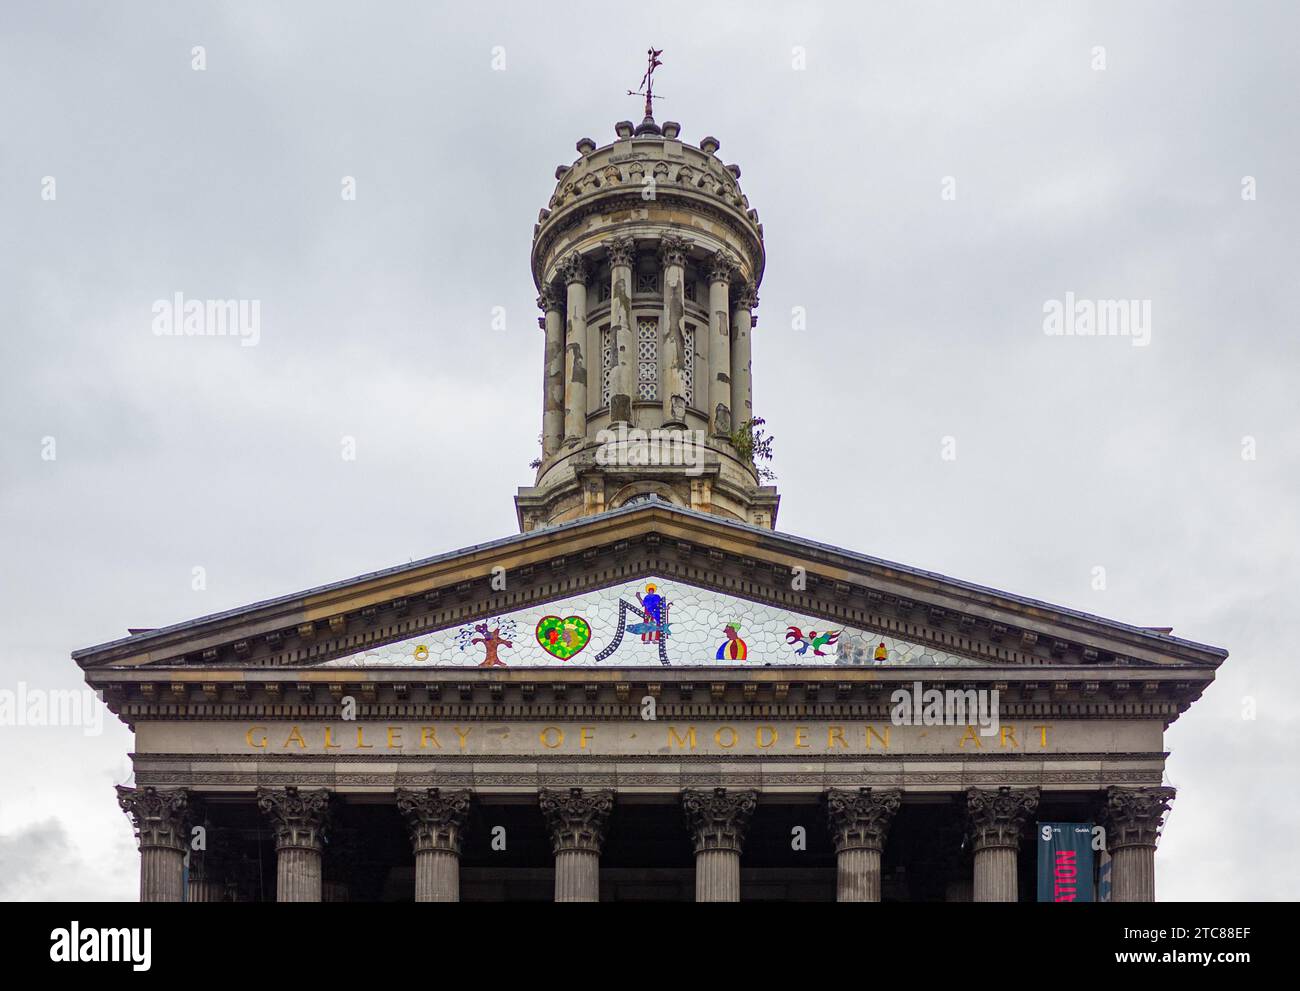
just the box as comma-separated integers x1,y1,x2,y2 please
517,116,777,533
537,236,759,451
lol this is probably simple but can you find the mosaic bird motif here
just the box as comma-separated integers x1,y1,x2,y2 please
785,625,841,657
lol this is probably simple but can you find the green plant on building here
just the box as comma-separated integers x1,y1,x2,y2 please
730,416,777,482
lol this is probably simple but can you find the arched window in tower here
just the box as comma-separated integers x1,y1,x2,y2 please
682,323,696,407
636,318,658,401
600,324,613,407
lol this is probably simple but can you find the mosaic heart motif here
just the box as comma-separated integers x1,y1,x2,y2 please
536,615,591,660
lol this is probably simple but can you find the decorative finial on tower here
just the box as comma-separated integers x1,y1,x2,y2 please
628,47,664,136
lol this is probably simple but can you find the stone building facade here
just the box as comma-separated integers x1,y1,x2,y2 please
77,109,1224,904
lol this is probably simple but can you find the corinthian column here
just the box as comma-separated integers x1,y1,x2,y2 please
116,785,190,902
706,252,734,437
730,282,757,429
682,788,757,902
658,235,692,425
607,236,636,424
397,788,472,902
1100,786,1175,902
540,788,614,902
558,252,589,443
966,786,1039,902
538,284,565,457
826,788,901,902
256,786,332,903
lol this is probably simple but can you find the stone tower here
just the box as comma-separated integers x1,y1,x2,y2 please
515,112,780,532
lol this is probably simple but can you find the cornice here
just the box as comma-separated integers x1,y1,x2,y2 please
532,191,764,291
74,506,1225,726
88,664,1206,726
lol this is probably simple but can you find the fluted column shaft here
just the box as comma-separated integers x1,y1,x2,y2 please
826,788,901,902
413,850,458,902
559,253,588,442
966,786,1039,903
140,845,186,902
276,846,322,902
683,788,757,902
1101,786,1174,903
397,788,471,903
187,878,225,902
693,849,739,901
659,235,691,425
706,254,733,436
116,786,190,903
540,788,613,902
539,285,564,457
836,847,881,902
257,786,331,903
730,282,756,428
607,237,636,424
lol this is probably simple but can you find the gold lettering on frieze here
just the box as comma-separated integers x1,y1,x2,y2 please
667,726,697,749
230,721,1067,754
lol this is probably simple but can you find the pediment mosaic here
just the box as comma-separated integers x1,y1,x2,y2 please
319,575,981,669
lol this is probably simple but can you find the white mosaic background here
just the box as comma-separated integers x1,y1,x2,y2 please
320,576,980,668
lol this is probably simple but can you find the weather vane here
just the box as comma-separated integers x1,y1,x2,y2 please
628,46,664,119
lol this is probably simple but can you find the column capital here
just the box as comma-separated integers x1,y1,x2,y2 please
732,281,758,310
966,786,1039,853
117,785,191,853
826,787,902,854
682,787,757,855
256,786,332,852
706,251,737,284
537,283,563,313
557,252,589,286
1100,786,1175,851
657,234,692,268
396,788,472,855
540,787,614,855
607,235,637,268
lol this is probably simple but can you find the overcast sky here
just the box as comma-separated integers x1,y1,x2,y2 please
1,0,1296,901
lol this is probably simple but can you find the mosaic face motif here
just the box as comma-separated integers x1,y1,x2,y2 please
320,576,982,669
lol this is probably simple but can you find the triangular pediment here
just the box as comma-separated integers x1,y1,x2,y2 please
72,502,1226,673
318,574,981,669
